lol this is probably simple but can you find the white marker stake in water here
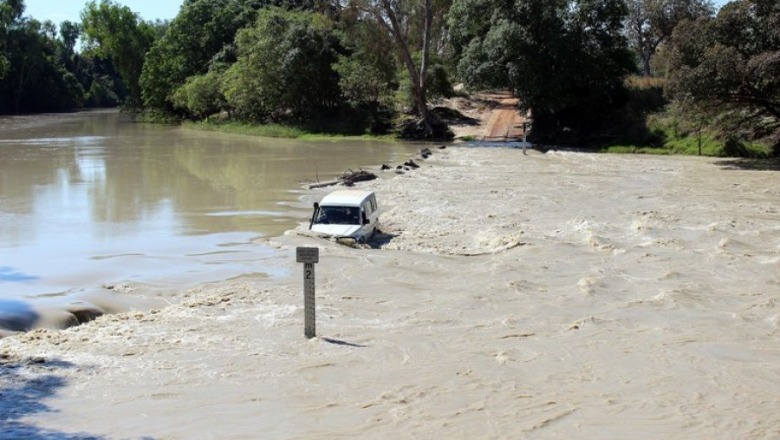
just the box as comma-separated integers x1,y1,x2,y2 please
296,247,319,338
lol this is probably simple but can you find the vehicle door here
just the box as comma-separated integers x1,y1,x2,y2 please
361,198,377,236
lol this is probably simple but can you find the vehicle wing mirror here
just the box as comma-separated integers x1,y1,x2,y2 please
362,212,369,224
309,202,320,229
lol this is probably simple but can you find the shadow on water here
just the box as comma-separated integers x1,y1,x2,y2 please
368,230,398,249
0,357,134,440
0,267,39,282
322,337,369,348
714,158,780,171
0,300,39,332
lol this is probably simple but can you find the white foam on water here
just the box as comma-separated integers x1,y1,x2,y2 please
2,147,779,439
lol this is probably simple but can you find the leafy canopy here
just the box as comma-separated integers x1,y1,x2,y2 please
449,0,635,144
140,0,268,112
81,0,157,108
221,7,343,122
666,0,780,152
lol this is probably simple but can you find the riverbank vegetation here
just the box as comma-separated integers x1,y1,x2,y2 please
1,0,777,155
182,119,397,142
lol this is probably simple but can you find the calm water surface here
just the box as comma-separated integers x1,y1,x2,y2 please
0,110,417,298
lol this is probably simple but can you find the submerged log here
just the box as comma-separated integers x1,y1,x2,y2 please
342,169,377,184
342,169,378,187
306,169,378,189
307,179,342,189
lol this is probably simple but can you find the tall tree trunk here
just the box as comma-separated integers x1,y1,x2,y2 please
641,52,652,77
12,55,32,112
418,0,433,134
378,0,433,136
696,120,703,156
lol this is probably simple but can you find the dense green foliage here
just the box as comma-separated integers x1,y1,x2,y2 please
0,0,140,112
222,8,343,121
139,0,267,113
80,0,157,108
0,0,24,81
603,109,772,156
0,1,86,112
666,0,780,154
624,0,714,76
0,0,777,153
450,0,635,145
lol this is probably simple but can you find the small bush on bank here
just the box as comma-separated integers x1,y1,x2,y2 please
604,112,772,157
601,145,670,154
135,110,181,124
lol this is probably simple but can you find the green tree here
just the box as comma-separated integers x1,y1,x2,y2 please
1,12,85,112
140,0,267,113
354,0,446,138
625,0,714,77
55,20,81,74
221,7,343,122
0,0,26,79
666,0,780,153
170,70,225,119
84,73,119,107
81,0,156,108
450,0,634,145
59,20,80,54
0,0,24,25
0,0,127,113
334,51,394,109
334,11,398,110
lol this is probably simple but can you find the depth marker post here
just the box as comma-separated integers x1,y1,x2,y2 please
296,247,319,338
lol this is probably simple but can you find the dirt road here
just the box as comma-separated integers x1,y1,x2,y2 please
437,91,528,141
482,93,527,141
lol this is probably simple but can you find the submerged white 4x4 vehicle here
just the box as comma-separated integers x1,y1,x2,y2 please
309,190,379,243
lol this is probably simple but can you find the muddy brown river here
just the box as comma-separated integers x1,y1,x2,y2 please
0,110,416,301
0,125,778,438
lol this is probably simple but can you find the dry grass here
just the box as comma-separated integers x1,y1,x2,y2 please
625,75,667,90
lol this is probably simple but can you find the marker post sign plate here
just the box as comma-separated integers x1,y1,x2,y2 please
296,247,319,338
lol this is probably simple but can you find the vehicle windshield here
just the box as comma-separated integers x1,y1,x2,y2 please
313,206,361,225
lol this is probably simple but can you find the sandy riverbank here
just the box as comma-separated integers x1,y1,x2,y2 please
2,146,779,439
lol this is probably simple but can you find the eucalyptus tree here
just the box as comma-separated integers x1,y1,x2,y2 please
666,0,780,153
348,0,445,137
449,0,634,145
624,0,714,76
81,0,157,109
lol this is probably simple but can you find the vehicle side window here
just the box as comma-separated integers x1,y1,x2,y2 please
369,195,377,212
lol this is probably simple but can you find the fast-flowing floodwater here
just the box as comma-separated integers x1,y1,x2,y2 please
0,111,416,301
0,143,778,439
